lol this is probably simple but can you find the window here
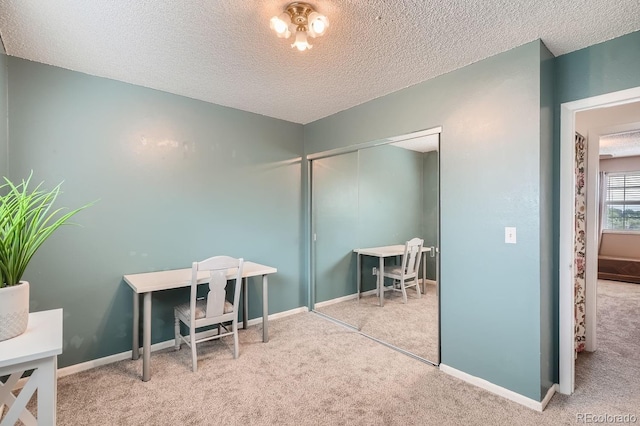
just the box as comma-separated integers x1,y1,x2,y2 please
604,171,640,231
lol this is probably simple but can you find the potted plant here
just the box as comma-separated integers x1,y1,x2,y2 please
0,172,93,341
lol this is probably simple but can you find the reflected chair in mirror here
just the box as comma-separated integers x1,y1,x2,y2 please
381,238,423,304
174,256,244,372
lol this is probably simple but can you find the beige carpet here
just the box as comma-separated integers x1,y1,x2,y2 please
4,280,639,425
565,280,640,414
315,281,438,363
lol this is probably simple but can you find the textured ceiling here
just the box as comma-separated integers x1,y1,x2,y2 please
601,130,640,158
0,1,639,124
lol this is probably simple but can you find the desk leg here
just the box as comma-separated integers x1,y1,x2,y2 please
262,274,269,343
379,257,385,307
132,292,139,360
38,356,57,425
243,277,248,330
356,253,361,300
142,292,151,382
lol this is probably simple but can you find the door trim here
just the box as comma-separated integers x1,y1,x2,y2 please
559,85,640,395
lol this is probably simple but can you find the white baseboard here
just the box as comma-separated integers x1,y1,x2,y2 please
541,384,557,411
314,290,377,308
248,306,308,325
13,306,308,390
314,279,437,309
439,364,557,412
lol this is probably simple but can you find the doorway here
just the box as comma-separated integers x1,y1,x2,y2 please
559,86,640,394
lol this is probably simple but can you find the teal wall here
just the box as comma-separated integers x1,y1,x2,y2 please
549,28,640,395
4,27,637,399
305,41,546,400
312,144,424,303
6,57,304,367
357,145,424,293
312,151,359,303
539,42,556,396
422,150,438,280
556,31,640,104
358,145,423,248
0,53,7,177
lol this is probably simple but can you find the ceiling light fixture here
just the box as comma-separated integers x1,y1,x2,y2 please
270,2,329,52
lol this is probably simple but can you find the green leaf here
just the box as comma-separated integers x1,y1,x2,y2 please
0,171,96,287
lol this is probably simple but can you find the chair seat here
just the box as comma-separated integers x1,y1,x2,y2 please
383,266,416,280
175,299,234,320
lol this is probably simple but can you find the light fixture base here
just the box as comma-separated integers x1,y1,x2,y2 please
271,2,327,51
286,2,314,29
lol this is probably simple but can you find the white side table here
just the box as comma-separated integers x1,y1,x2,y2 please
0,309,63,425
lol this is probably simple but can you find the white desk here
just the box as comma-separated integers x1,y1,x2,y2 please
354,245,431,307
0,309,62,426
123,261,277,381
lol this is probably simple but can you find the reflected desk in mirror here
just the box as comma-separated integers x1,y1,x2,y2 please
354,245,431,307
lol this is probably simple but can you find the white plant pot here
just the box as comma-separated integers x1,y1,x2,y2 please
0,281,30,341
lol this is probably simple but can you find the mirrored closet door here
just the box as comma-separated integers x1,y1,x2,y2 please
311,130,440,364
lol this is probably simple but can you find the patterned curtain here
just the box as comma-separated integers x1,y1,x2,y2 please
574,132,587,354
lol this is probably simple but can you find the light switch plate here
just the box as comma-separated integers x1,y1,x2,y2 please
505,227,517,244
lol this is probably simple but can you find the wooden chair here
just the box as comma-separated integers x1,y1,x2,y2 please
174,256,244,372
382,238,423,303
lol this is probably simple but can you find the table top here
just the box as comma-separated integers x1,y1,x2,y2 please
354,244,431,257
123,261,277,293
0,309,63,368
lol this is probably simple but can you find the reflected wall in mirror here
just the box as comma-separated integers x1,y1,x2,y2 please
311,131,440,364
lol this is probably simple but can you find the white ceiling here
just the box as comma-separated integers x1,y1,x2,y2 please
576,101,640,158
600,130,640,158
0,1,639,124
390,133,439,153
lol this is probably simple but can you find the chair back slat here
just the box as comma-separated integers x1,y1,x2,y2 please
189,255,244,319
206,270,227,317
178,255,245,368
403,237,423,276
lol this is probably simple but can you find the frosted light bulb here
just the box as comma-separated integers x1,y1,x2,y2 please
291,31,312,51
270,13,291,38
307,12,328,37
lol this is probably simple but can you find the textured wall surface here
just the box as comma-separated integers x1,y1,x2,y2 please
539,41,556,398
312,151,359,303
422,150,439,281
312,144,425,303
7,56,304,367
0,53,7,178
599,155,640,173
556,31,640,104
4,26,638,400
1,2,638,124
305,41,545,400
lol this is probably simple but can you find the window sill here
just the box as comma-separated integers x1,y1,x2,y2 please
602,229,640,235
